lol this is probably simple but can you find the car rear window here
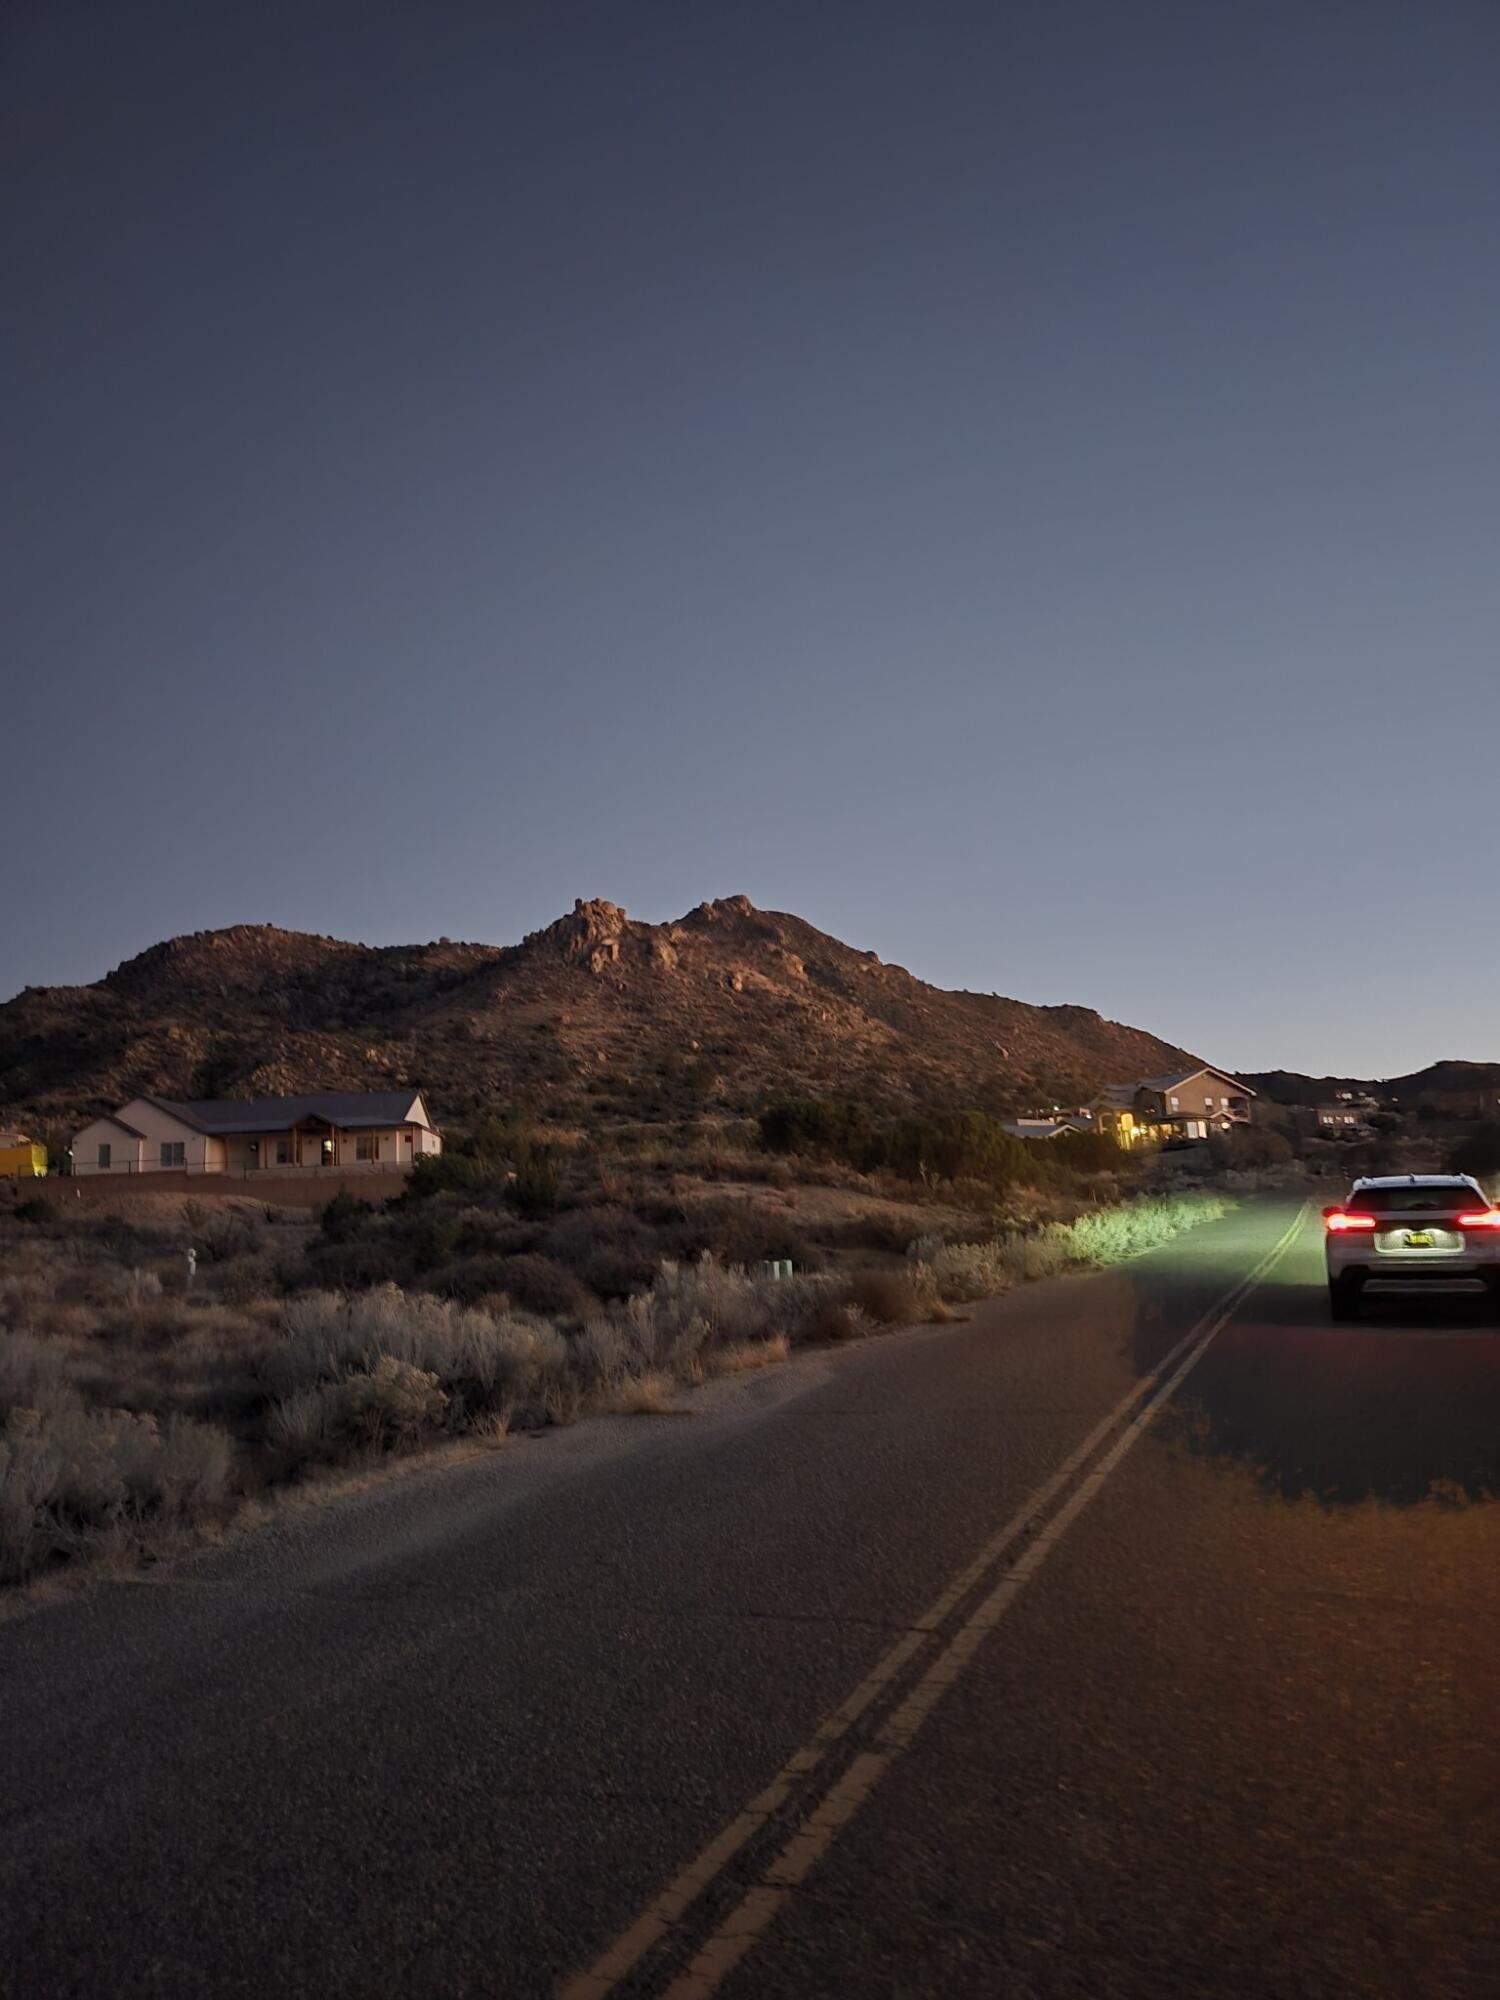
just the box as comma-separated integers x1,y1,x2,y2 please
1346,1186,1474,1215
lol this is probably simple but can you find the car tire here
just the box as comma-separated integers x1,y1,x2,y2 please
1328,1273,1362,1322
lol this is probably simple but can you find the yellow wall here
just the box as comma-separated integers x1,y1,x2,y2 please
0,1141,47,1178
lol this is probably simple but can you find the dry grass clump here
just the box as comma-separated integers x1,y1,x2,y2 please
597,1371,690,1416
708,1334,791,1375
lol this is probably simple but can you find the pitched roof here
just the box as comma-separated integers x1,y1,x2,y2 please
144,1091,428,1135
1001,1115,1095,1140
1136,1066,1257,1097
1097,1084,1140,1109
76,1113,149,1140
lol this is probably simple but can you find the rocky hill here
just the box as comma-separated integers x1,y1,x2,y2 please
0,897,1197,1132
1246,1060,1500,1108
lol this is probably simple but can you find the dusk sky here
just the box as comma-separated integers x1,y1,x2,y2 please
4,0,1498,1077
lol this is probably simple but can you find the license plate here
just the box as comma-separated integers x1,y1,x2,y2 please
1405,1230,1434,1248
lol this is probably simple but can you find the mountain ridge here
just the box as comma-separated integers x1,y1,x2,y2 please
0,897,1200,1130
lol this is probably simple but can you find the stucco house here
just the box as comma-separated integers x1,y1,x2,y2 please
1095,1067,1256,1148
70,1091,441,1177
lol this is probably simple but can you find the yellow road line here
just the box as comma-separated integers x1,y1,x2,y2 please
560,1205,1308,2000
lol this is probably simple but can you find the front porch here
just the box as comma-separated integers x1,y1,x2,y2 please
218,1121,419,1173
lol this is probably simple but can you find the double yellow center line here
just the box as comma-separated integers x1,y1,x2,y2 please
560,1204,1308,2000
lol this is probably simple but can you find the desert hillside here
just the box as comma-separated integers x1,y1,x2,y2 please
0,897,1195,1131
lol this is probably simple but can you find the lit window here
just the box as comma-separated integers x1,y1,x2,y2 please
1169,1096,1180,1110
160,1141,185,1167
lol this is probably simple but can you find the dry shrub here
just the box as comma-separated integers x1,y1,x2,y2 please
621,1257,823,1371
0,1404,232,1585
807,1299,873,1345
565,1319,630,1391
489,1254,596,1319
332,1357,448,1446
668,1199,818,1271
541,1375,584,1427
271,1285,569,1429
267,1357,448,1464
843,1269,924,1326
833,1207,931,1254
201,1247,285,1304
543,1205,660,1297
267,1388,335,1466
917,1238,1012,1302
0,1333,76,1418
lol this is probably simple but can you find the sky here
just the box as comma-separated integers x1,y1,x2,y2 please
3,0,1498,1077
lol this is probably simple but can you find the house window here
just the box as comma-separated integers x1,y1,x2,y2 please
275,1140,291,1165
356,1136,377,1162
1169,1096,1180,1111
160,1141,185,1167
98,1142,111,1169
321,1137,334,1164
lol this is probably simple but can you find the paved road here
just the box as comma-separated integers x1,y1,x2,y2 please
3,1199,1499,1999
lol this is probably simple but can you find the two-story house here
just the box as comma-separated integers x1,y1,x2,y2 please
1095,1067,1256,1147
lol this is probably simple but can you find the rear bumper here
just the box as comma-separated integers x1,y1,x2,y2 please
1328,1255,1497,1286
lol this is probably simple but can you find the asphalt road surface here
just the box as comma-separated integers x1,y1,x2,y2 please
4,1198,1499,1999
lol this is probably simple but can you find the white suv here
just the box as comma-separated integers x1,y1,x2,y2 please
1324,1175,1500,1320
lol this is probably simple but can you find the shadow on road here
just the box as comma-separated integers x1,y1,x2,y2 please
1130,1274,1500,1507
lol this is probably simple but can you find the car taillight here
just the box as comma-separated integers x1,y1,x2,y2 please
1324,1211,1377,1231
1457,1210,1500,1229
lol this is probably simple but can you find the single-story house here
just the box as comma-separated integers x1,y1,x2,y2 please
70,1091,441,1177
0,1130,48,1178
1095,1067,1256,1147
1000,1117,1094,1142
